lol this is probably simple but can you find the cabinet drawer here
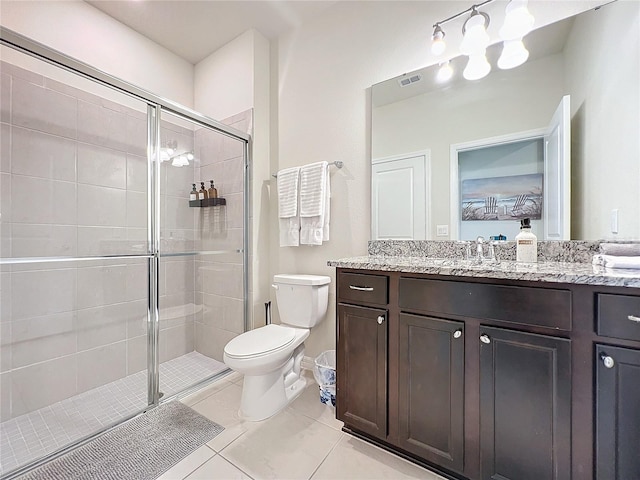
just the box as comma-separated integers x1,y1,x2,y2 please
597,293,640,342
338,272,388,306
399,277,572,330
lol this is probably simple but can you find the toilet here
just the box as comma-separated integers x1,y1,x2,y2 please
223,274,331,421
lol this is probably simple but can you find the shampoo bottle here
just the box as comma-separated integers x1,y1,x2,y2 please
515,218,537,262
190,184,198,201
199,182,208,200
208,180,218,199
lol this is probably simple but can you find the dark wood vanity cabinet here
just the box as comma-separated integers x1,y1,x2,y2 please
595,346,640,479
397,313,465,473
336,303,387,439
479,326,571,480
335,268,640,480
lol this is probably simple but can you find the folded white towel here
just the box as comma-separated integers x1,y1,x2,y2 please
300,162,329,245
277,167,300,247
277,167,300,218
592,254,640,270
600,243,640,256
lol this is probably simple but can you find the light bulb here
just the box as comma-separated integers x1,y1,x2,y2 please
186,152,194,161
463,54,491,80
500,0,534,40
166,147,175,156
436,61,454,83
160,150,169,162
460,12,490,56
179,155,189,166
431,26,446,56
171,156,182,167
498,39,529,69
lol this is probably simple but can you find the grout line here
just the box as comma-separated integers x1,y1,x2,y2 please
307,430,345,480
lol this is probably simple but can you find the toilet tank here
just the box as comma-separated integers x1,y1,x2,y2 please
273,274,331,328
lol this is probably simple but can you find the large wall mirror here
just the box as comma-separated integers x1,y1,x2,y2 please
371,0,639,242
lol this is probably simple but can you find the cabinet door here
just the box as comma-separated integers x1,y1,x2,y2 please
337,303,387,439
596,344,640,480
480,326,571,480
398,313,464,473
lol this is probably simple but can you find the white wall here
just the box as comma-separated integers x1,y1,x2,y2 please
194,30,255,120
271,1,606,357
565,1,640,240
0,0,194,107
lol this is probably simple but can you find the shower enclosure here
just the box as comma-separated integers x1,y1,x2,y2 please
0,29,250,478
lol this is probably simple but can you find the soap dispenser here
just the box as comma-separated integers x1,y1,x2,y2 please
515,218,537,262
190,184,198,202
199,182,208,201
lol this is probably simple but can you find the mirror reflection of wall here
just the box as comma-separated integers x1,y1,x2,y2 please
371,0,640,241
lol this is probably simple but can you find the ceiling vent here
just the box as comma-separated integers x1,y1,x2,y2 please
398,74,422,87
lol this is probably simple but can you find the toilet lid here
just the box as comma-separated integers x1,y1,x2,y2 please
225,324,296,358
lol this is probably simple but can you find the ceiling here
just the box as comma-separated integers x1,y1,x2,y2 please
85,0,337,64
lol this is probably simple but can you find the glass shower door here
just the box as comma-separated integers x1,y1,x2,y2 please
0,47,153,476
156,109,247,399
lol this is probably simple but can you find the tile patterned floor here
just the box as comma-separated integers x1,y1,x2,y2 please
0,352,227,476
160,370,447,480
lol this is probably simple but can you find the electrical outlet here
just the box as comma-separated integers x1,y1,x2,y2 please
436,225,449,237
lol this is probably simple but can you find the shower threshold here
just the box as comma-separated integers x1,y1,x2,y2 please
0,351,226,477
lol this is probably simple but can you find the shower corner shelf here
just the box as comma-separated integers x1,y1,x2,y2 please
189,198,226,207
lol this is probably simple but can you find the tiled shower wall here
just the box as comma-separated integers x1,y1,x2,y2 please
0,59,250,422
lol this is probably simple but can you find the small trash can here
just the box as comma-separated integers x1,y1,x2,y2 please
313,350,336,406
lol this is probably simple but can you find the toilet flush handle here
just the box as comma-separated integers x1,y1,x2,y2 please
272,284,279,290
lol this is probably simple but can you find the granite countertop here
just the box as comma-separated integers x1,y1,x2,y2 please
327,255,640,288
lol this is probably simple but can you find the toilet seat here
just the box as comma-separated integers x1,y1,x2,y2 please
224,324,296,359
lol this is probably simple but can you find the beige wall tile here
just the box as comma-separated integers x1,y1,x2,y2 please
0,272,11,322
11,312,76,368
194,323,237,362
11,268,76,320
12,79,77,139
1,172,11,224
0,321,11,373
77,100,128,151
11,176,77,225
11,354,77,416
224,193,243,230
77,143,126,189
0,73,10,124
164,259,195,294
126,153,148,193
77,184,126,227
11,126,76,181
0,371,10,422
1,123,10,173
126,190,147,228
125,115,147,157
126,335,147,375
76,341,127,393
11,224,77,257
76,303,139,351
161,322,194,362
77,226,128,256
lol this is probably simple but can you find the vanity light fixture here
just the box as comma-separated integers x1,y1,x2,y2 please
497,38,530,69
460,8,491,56
428,0,534,83
498,0,534,70
464,53,492,80
499,0,534,40
431,24,446,56
436,60,454,83
169,151,194,167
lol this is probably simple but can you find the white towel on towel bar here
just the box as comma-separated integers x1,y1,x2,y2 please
277,167,301,247
300,162,330,245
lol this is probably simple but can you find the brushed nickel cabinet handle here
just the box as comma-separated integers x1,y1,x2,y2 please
349,285,374,292
628,315,640,323
453,329,463,339
600,352,615,369
480,334,491,344
377,315,385,325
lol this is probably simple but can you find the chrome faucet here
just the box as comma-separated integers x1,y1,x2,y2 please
476,236,485,263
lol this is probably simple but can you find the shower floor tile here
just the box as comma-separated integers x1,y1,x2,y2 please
0,352,227,476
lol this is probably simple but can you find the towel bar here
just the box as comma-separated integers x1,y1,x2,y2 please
272,161,344,178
